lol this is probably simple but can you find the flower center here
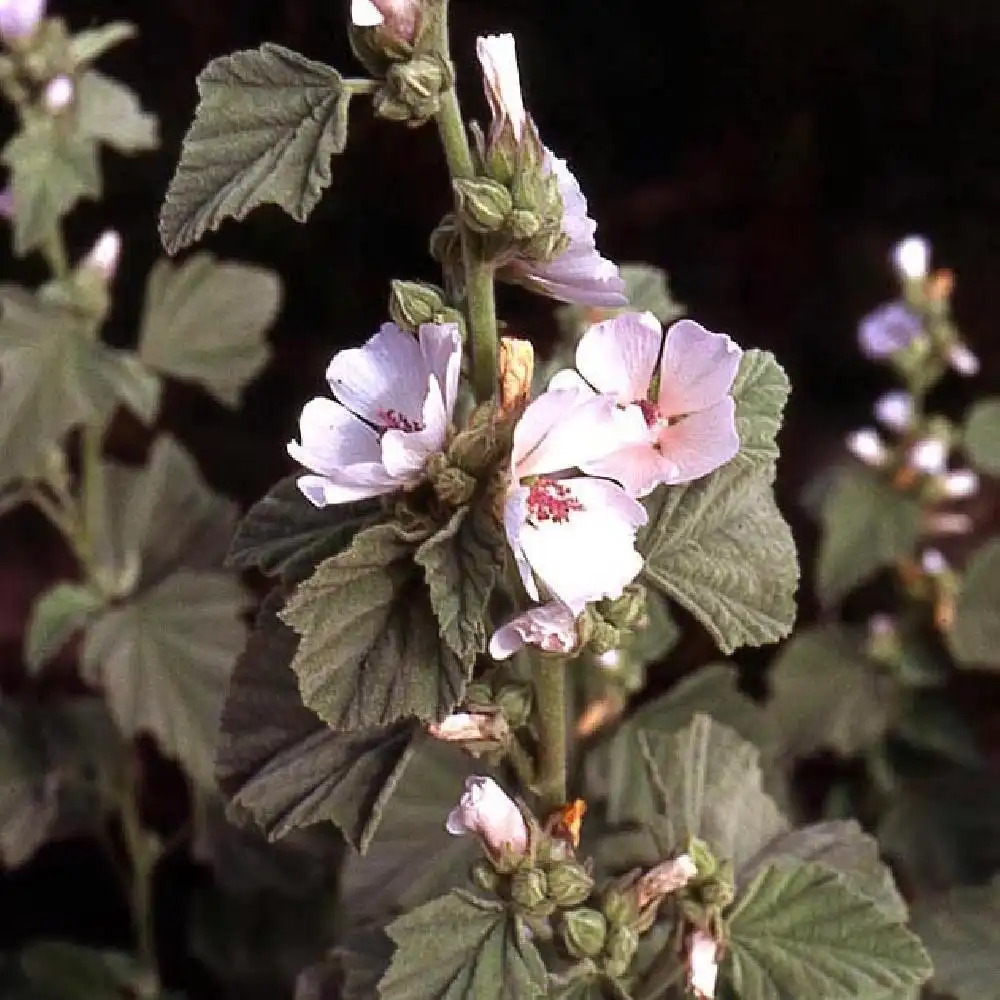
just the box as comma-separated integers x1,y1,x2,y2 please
636,398,663,428
377,408,424,433
526,478,583,524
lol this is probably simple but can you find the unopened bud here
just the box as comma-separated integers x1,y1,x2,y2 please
942,469,979,499
389,280,446,332
687,930,719,1000
83,229,121,282
604,924,639,974
892,235,930,281
846,427,887,467
874,391,913,433
498,336,533,417
495,683,532,729
428,712,495,742
510,869,548,910
0,0,43,44
445,776,528,856
561,908,607,959
602,887,638,928
545,860,594,908
453,176,513,234
43,73,73,112
908,437,948,475
471,859,499,893
636,853,698,909
506,208,541,240
947,342,980,376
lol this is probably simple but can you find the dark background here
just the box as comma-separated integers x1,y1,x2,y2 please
3,0,1000,992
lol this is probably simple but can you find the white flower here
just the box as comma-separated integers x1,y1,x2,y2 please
946,342,980,377
489,601,579,660
0,0,43,42
476,33,626,308
908,437,948,475
446,776,528,855
428,713,494,742
550,312,742,497
636,853,698,908
921,548,948,575
846,427,888,467
43,74,73,112
83,230,121,281
942,469,979,499
892,235,930,281
350,0,420,43
505,387,647,610
874,390,913,433
288,322,461,506
687,930,719,999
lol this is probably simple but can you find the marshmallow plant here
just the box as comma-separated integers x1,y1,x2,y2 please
163,3,928,999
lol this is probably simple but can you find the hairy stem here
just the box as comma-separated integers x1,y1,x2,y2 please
79,424,105,571
431,2,498,403
118,768,160,978
534,655,568,815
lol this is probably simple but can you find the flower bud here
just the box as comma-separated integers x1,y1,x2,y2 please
921,548,948,576
83,229,121,282
389,280,446,332
429,215,462,271
846,427,887,467
857,303,923,359
908,437,948,475
874,391,913,433
506,208,541,240
601,887,638,928
604,924,639,973
510,869,548,910
0,0,43,44
495,683,532,729
453,177,513,234
946,342,980,376
942,469,979,500
445,776,528,856
471,859,500,894
561,908,607,959
545,860,594,908
43,73,73,112
376,54,448,125
498,336,534,418
351,0,421,45
892,235,930,281
636,853,698,909
428,712,496,742
867,613,900,664
687,930,719,1000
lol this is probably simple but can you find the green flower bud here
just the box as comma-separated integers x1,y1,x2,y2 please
426,454,476,507
688,838,717,878
496,683,532,729
511,869,548,910
545,860,594,908
561,908,608,959
375,54,449,125
453,177,514,234
605,925,639,970
464,681,493,708
389,279,447,332
472,860,500,894
429,215,462,270
506,209,541,240
602,888,638,928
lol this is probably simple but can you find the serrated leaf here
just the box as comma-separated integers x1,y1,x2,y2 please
24,582,105,674
415,504,504,668
281,520,470,732
69,22,136,66
816,465,921,606
160,43,351,253
75,71,158,153
948,537,1000,668
228,475,379,582
81,571,250,786
138,254,280,406
1,119,100,255
962,398,1000,476
20,942,150,1000
380,892,547,1000
217,597,417,851
725,862,931,1000
765,626,897,760
728,349,791,476
640,467,798,654
622,264,685,324
911,876,1000,1000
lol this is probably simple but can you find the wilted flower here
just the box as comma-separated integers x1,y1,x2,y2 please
505,387,647,610
446,776,528,855
857,302,922,359
350,0,420,44
476,33,625,308
288,322,461,506
687,930,719,1000
428,713,495,742
83,230,121,282
550,312,742,497
489,601,579,660
636,853,698,908
43,74,74,113
874,390,913,433
946,342,980,377
942,469,979,499
0,0,43,43
846,427,888,467
892,235,930,281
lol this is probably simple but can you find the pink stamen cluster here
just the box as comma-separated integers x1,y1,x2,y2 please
526,478,583,524
378,408,424,432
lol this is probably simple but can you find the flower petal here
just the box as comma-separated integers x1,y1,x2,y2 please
580,439,676,498
288,396,382,475
657,319,741,417
504,487,539,602
489,602,579,660
380,374,449,478
296,472,395,506
476,33,527,140
350,0,384,26
575,310,661,402
857,302,922,359
418,322,462,420
655,397,740,484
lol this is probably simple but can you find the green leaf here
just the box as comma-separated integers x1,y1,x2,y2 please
69,22,137,66
911,876,1000,1000
622,264,685,324
962,397,1000,476
75,71,158,153
138,254,280,406
24,582,105,674
948,537,1000,668
2,119,100,256
725,863,931,1000
281,520,470,732
640,467,798,654
228,475,379,583
379,892,547,1000
81,570,250,786
217,597,417,851
816,465,922,606
415,504,505,668
160,43,351,253
628,590,681,666
728,349,791,476
20,943,150,1000
764,626,897,760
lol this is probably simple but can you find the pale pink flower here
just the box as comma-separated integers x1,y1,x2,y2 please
687,930,720,1000
921,548,948,575
0,0,43,42
350,0,420,44
43,74,73,113
428,713,495,742
908,437,948,475
550,312,742,497
874,390,913,433
446,776,528,855
505,387,647,610
476,34,625,308
288,322,461,506
846,427,888,467
946,342,980,377
892,235,930,281
636,853,698,908
489,601,579,660
942,469,979,499
83,230,121,281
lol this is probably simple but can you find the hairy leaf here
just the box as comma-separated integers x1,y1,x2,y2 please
281,521,470,731
76,71,158,153
725,863,931,1000
24,582,105,674
729,349,791,476
68,22,136,65
138,254,280,406
816,465,921,606
948,537,1000,668
962,397,1000,476
622,263,686,324
160,44,351,253
379,892,547,1000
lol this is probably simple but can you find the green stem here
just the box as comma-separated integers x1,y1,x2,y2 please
534,655,568,815
119,771,160,977
505,734,537,790
80,424,104,570
430,3,498,403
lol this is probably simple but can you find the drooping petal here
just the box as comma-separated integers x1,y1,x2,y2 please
688,931,719,1000
418,322,462,419
288,396,382,475
380,374,449,478
489,602,580,660
476,33,527,140
857,302,922,359
654,397,740,484
326,322,428,428
575,311,661,402
656,319,741,418
445,776,528,855
350,0,384,26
